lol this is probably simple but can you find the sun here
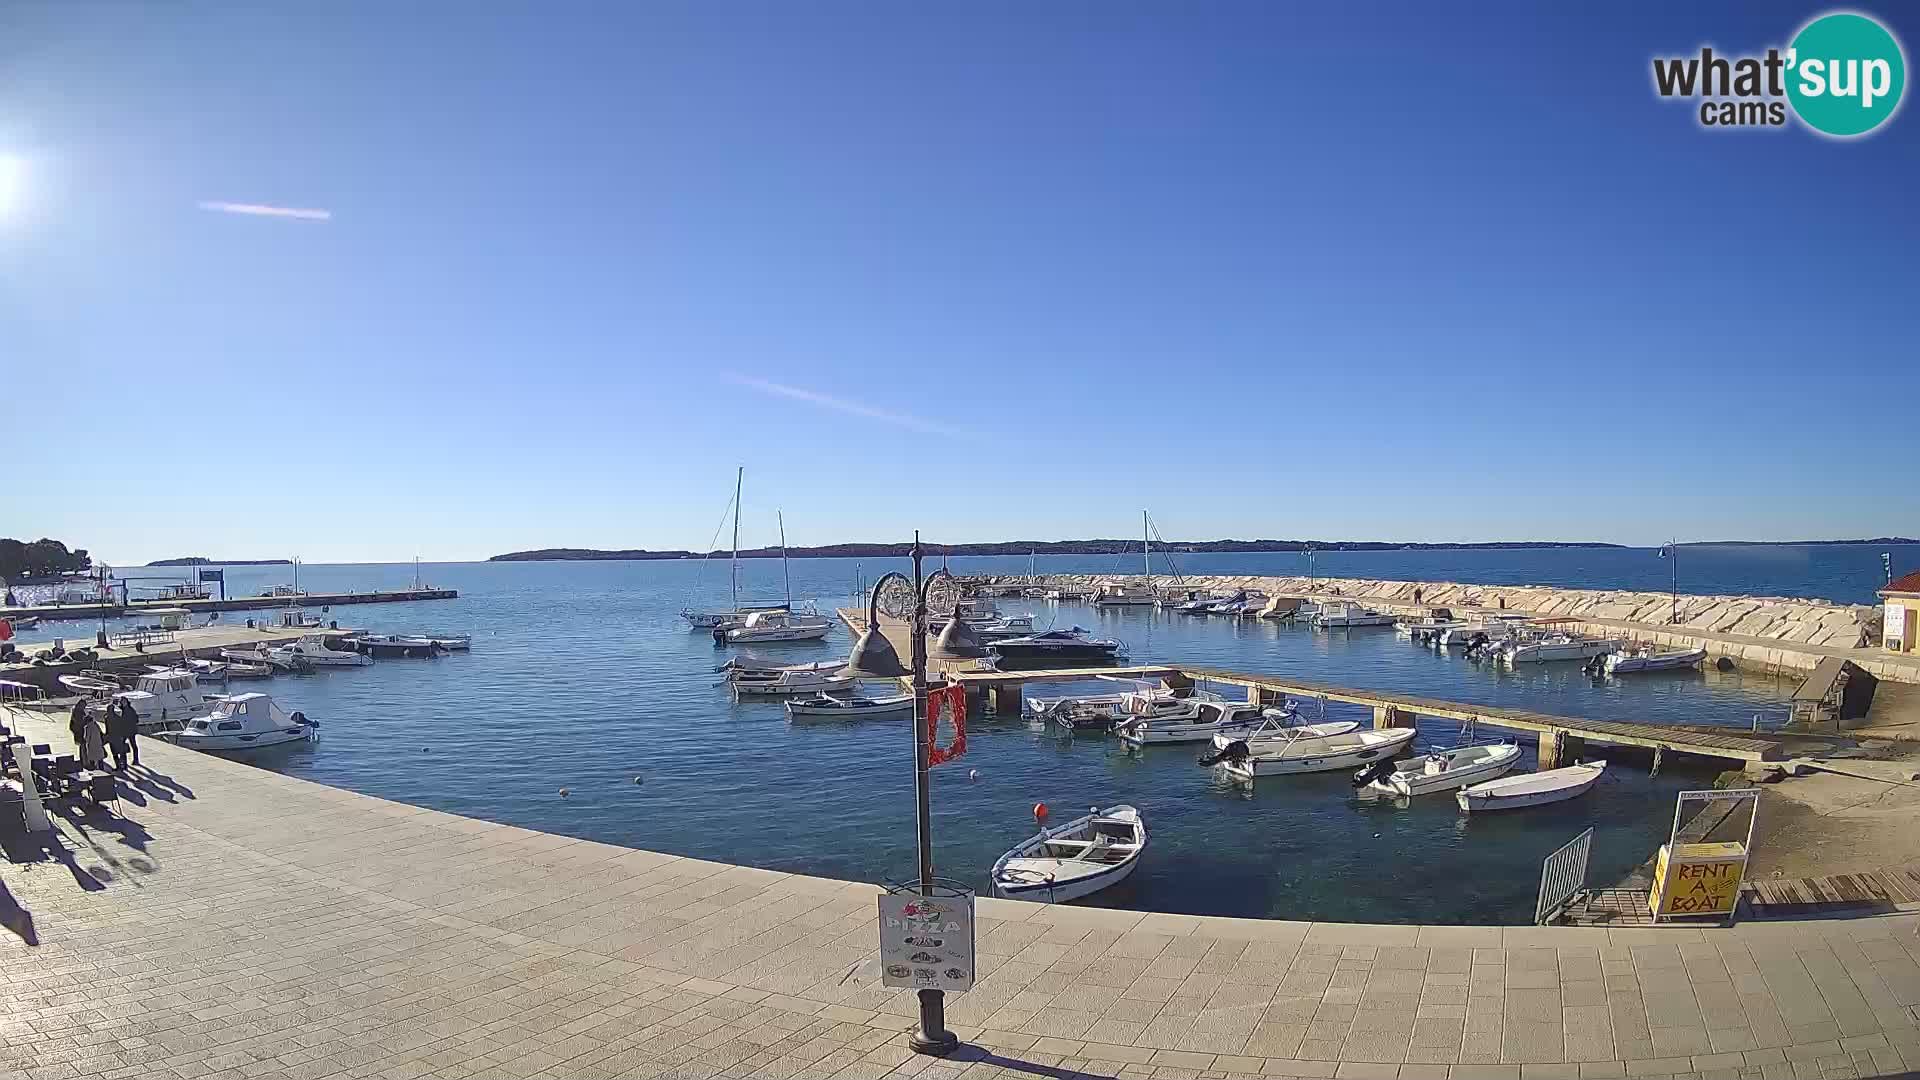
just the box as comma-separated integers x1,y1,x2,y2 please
0,154,23,221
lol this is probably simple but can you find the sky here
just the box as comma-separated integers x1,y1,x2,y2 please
2,2,1916,565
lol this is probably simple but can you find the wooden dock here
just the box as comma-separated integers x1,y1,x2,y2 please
836,608,1783,768
3,587,457,621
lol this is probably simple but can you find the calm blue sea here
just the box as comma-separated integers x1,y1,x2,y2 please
39,544,1915,924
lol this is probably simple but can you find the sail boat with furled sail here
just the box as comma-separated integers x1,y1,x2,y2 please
680,467,792,629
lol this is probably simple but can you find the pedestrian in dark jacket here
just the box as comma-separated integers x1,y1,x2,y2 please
69,699,90,756
123,700,142,767
105,700,134,771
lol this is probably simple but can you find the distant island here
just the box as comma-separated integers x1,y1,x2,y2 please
1685,538,1918,547
491,539,1630,562
147,557,296,566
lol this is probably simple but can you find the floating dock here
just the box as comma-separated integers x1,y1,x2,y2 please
837,608,1782,768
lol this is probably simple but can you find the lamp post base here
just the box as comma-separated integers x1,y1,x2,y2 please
909,989,959,1056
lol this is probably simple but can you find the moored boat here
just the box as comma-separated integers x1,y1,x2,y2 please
1361,742,1522,796
355,634,444,658
728,665,855,696
1310,601,1397,628
991,805,1146,903
1215,726,1418,779
1498,634,1617,664
1602,646,1707,674
784,693,914,720
1456,760,1607,811
989,628,1124,662
1204,711,1358,754
1117,700,1267,746
718,609,832,644
268,634,373,668
160,693,316,751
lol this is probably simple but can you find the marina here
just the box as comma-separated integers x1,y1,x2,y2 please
2,551,1913,933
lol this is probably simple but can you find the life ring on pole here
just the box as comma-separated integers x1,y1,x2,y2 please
927,683,967,766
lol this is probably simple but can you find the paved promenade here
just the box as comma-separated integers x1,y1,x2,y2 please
6,706,1920,1080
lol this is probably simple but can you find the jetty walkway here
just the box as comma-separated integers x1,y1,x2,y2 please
2,588,458,622
836,610,1782,769
6,706,1920,1079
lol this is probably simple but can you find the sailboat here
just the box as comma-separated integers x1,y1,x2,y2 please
681,468,791,629
1093,511,1158,606
716,510,831,644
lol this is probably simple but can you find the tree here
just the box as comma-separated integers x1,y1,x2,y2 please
0,538,93,581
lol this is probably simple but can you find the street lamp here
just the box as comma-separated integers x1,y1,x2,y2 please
844,535,974,1056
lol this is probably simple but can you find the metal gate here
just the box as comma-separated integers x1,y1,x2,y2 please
1535,827,1594,925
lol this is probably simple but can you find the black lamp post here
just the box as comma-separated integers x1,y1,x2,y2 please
843,535,979,1056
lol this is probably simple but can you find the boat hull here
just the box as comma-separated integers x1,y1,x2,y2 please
991,644,1121,662
164,727,314,751
1457,762,1606,811
1504,641,1615,663
991,805,1145,903
1605,648,1707,674
1223,727,1418,778
1375,744,1522,796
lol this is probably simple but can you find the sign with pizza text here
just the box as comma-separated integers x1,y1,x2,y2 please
877,890,975,992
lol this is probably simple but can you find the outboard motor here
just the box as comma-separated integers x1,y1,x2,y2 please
1198,740,1250,767
712,627,729,646
1353,757,1398,787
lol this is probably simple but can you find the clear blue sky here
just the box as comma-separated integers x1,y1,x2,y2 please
3,2,1915,564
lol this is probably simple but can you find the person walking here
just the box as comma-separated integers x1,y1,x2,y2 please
105,699,133,772
68,699,90,755
122,700,142,768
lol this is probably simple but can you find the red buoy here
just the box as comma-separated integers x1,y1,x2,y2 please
1033,802,1048,823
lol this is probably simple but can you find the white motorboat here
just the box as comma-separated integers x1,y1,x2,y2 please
1205,711,1358,753
785,693,914,720
1092,583,1156,607
268,634,373,668
184,659,230,682
1118,700,1268,746
719,609,832,644
991,805,1146,903
57,673,121,698
160,693,316,751
1217,726,1418,779
1437,613,1533,648
1361,742,1522,797
418,633,471,651
115,668,215,725
1498,634,1617,664
729,666,856,696
1310,601,1397,628
260,584,306,598
1457,760,1606,811
273,608,324,630
224,658,274,679
1603,647,1707,674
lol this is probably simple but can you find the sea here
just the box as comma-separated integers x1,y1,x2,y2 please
27,543,1915,924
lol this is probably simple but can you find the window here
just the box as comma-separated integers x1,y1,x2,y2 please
216,721,243,732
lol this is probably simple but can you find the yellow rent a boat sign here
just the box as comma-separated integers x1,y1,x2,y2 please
1649,842,1748,917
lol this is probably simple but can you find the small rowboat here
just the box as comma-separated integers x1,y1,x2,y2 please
992,805,1146,903
1362,742,1522,796
1457,760,1607,812
785,693,914,720
58,673,120,697
224,659,275,679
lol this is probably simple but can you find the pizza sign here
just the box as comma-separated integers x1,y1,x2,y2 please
877,892,974,992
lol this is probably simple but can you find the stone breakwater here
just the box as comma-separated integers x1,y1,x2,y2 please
966,573,1897,679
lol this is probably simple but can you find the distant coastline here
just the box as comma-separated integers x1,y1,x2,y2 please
490,537,1919,563
490,539,1629,562
147,557,296,566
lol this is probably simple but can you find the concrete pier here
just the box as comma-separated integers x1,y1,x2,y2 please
4,700,1920,1079
3,586,457,621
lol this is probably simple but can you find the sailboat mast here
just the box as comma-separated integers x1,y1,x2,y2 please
730,467,743,609
1142,509,1152,585
778,510,792,607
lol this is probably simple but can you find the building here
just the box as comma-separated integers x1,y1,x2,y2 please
1881,570,1920,654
